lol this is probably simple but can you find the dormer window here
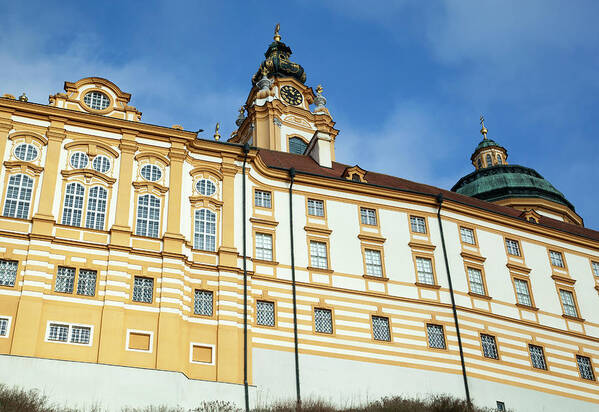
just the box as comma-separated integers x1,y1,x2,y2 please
289,137,307,155
83,91,110,111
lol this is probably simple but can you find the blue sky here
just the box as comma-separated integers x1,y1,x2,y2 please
3,1,599,228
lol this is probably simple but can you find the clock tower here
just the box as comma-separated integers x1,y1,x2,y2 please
229,26,338,163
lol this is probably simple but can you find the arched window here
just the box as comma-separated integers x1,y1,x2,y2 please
85,186,108,230
477,158,482,169
3,174,33,219
62,183,85,226
288,137,307,155
497,154,502,165
136,194,161,238
194,209,217,251
485,154,492,167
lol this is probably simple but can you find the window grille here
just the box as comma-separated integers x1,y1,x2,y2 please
257,301,275,326
140,164,162,182
364,249,383,277
0,260,18,287
549,251,564,267
307,199,324,217
0,318,8,336
427,324,446,349
85,186,107,230
255,233,273,261
70,326,91,344
372,316,391,341
194,290,213,316
416,257,434,285
529,344,547,369
577,355,595,381
360,208,377,225
505,239,521,256
194,209,216,251
289,137,307,154
467,267,485,295
136,194,161,238
559,289,578,317
62,182,85,227
514,278,532,306
410,216,427,233
3,174,33,219
55,266,76,293
76,270,97,296
132,276,154,303
314,308,333,334
196,179,216,196
254,190,271,208
48,323,69,342
14,143,38,161
460,227,475,244
310,241,328,269
70,152,89,169
92,155,111,173
481,334,498,359
83,91,110,110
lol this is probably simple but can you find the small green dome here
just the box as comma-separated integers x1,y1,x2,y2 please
476,138,500,150
252,40,306,85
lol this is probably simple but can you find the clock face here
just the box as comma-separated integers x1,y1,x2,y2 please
280,85,303,106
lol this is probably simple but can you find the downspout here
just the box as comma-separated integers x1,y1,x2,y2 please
436,193,471,408
242,143,250,412
289,167,301,409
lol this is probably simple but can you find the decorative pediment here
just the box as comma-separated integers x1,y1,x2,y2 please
343,165,367,183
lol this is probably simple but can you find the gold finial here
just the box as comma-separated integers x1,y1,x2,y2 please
274,23,281,42
260,65,268,77
214,122,220,141
18,93,28,102
480,115,488,139
316,84,323,94
239,105,245,115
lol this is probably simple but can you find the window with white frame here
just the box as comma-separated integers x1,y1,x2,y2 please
47,323,69,342
426,324,446,349
254,190,271,208
140,164,162,182
410,216,427,233
505,239,521,256
314,308,333,334
14,143,38,162
360,207,377,225
85,186,107,230
70,152,89,169
92,155,111,173
529,344,547,370
577,355,595,381
3,174,33,219
309,241,328,269
460,227,475,245
83,91,110,110
136,194,161,238
481,334,499,359
194,209,216,251
364,249,383,277
559,289,578,317
514,278,532,306
257,300,275,326
255,233,273,261
70,326,91,344
47,322,91,345
467,267,485,295
372,316,391,341
194,290,213,316
196,179,216,196
307,199,324,217
0,318,9,336
416,257,434,285
0,260,18,287
549,251,565,268
55,266,76,293
62,182,85,226
132,276,154,303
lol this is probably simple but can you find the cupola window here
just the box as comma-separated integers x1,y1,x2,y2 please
14,144,38,162
477,158,482,169
83,91,110,111
496,154,502,165
289,137,307,155
486,154,492,167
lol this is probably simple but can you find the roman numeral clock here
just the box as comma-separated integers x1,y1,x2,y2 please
280,85,303,106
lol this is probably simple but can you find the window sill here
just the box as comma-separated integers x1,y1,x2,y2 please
253,258,279,266
562,314,585,322
307,266,333,274
415,282,441,290
468,292,492,300
363,275,388,282
516,303,539,311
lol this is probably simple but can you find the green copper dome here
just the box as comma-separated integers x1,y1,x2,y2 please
476,138,500,150
252,40,306,85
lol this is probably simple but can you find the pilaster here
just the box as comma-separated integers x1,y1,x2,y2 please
218,155,239,268
110,131,138,247
162,141,187,254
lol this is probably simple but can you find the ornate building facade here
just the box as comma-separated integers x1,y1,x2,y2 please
0,30,598,411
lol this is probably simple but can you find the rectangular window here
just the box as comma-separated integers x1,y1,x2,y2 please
314,308,333,334
592,261,599,277
76,269,97,296
0,318,9,336
529,344,547,370
360,207,377,225
307,199,324,217
559,289,578,317
135,194,161,238
481,334,499,359
364,249,383,277
194,290,213,316
577,355,595,381
55,266,76,293
70,326,91,344
460,227,475,245
132,276,154,303
416,257,434,285
255,190,271,208
467,267,485,295
505,239,521,256
372,316,391,341
47,323,69,342
410,216,427,234
255,233,273,261
310,241,328,269
426,324,446,349
549,251,565,268
514,278,532,306
0,259,18,287
256,300,275,327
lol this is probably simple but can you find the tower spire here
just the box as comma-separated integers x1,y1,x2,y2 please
480,115,488,139
274,23,281,42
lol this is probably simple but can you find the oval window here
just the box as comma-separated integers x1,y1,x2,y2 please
14,143,38,161
70,152,89,169
83,91,110,110
92,155,111,173
196,179,216,196
140,164,162,182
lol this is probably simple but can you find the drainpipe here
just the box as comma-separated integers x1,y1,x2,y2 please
242,143,250,412
436,193,471,408
289,167,301,409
